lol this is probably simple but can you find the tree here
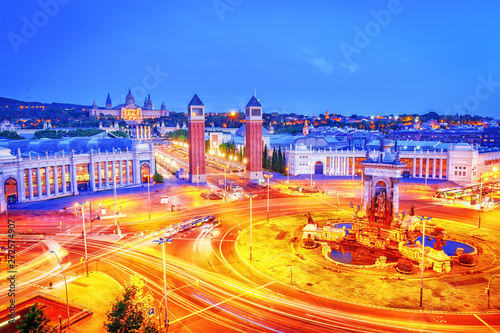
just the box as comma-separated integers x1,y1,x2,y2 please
17,302,58,333
277,146,283,173
153,172,164,184
104,275,160,333
271,149,278,172
0,130,24,140
262,144,268,169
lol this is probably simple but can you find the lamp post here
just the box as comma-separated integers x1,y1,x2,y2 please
286,162,290,185
75,202,89,276
147,173,152,220
264,174,273,222
478,176,485,229
50,250,70,328
419,216,432,307
310,161,313,192
113,176,118,233
245,194,257,261
224,164,228,202
152,237,172,330
358,169,364,207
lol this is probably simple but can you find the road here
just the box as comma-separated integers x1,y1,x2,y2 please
2,149,500,331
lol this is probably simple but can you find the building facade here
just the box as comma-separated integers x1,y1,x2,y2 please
90,90,169,124
285,140,500,186
0,138,155,213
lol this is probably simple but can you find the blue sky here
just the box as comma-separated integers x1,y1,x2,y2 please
1,0,499,117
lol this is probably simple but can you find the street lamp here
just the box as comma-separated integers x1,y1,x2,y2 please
310,161,313,192
419,216,432,307
152,237,172,330
263,174,273,222
50,250,70,328
286,162,289,185
245,194,257,261
74,202,89,276
147,173,153,219
358,169,364,208
478,175,487,229
224,164,229,202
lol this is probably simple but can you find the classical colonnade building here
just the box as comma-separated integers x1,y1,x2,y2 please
0,138,155,212
285,139,500,186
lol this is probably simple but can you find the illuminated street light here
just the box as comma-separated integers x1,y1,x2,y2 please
245,194,257,261
358,169,364,208
50,250,70,329
152,237,172,330
74,202,89,276
147,173,153,219
264,174,273,222
419,216,432,307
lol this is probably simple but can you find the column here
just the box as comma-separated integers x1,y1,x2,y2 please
393,179,400,220
98,162,102,188
363,176,371,215
89,161,96,191
28,168,34,200
425,159,429,179
105,161,110,186
71,164,78,194
36,167,42,199
119,160,124,185
433,158,437,179
45,167,50,196
412,158,416,177
62,165,67,194
344,157,348,175
112,161,116,185
336,157,340,175
126,160,131,185
54,165,59,195
352,157,355,176
439,159,443,179
419,158,423,178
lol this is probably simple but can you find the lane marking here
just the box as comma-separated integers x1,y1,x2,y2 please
474,314,499,333
169,281,274,325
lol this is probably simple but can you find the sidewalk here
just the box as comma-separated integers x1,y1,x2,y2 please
46,271,122,332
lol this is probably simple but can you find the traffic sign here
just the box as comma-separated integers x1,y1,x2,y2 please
148,307,154,317
166,238,172,243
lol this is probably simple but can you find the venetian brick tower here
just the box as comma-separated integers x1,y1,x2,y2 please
188,94,206,184
245,96,263,182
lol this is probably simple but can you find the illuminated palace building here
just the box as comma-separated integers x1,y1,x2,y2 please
90,90,169,124
285,139,500,186
0,138,155,210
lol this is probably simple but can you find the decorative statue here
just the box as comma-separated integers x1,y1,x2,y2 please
409,205,415,216
305,212,314,224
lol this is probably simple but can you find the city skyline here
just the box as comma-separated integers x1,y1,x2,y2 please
1,1,499,117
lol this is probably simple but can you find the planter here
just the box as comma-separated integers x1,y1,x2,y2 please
395,267,415,275
457,261,477,267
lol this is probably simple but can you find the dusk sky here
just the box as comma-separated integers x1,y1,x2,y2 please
1,0,499,117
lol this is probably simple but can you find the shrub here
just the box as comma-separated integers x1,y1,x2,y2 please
397,258,414,272
459,253,474,265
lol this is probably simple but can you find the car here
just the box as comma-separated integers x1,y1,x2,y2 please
204,223,213,231
211,219,221,228
203,215,215,223
179,223,191,232
190,216,204,227
163,227,178,237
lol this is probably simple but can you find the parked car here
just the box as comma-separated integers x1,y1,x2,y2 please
190,216,204,227
211,219,222,228
203,215,215,223
179,223,191,232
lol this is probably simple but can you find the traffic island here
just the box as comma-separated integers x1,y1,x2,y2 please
235,212,500,312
